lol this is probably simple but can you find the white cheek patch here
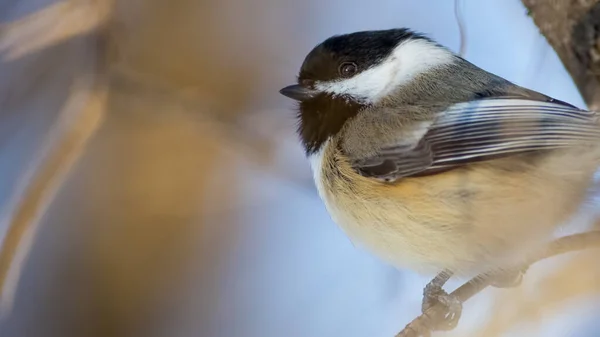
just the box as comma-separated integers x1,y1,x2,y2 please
315,38,455,104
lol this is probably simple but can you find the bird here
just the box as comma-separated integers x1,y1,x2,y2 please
278,28,600,329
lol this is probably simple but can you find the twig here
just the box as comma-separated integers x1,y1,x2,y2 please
395,230,600,337
454,0,467,57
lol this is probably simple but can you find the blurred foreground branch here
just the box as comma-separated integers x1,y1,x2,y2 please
0,0,111,317
522,0,600,110
0,80,108,316
396,231,600,337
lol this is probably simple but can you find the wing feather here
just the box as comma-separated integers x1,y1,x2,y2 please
352,98,600,180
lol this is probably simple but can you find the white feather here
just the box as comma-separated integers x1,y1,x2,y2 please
308,142,328,200
314,38,455,103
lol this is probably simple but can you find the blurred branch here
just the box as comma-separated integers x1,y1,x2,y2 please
0,78,107,317
0,0,112,316
395,231,600,337
0,0,113,61
522,0,600,110
454,0,467,57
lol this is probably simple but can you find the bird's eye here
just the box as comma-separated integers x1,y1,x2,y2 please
338,62,358,78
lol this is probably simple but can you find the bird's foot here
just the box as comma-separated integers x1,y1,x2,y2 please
421,282,463,331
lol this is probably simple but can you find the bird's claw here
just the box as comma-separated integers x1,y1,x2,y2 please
421,283,463,331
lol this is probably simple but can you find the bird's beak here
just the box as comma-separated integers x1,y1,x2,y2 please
279,84,320,102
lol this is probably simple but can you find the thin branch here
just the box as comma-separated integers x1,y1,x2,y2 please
454,0,467,57
395,230,600,337
0,78,107,317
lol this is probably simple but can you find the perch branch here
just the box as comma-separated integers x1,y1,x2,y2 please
395,230,600,336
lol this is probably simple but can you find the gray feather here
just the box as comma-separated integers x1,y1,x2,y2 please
352,98,600,180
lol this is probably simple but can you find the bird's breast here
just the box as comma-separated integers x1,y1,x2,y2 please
308,141,600,276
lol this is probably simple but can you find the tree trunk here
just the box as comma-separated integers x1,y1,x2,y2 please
522,0,600,110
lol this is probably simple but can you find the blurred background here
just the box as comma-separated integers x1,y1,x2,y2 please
1,0,600,336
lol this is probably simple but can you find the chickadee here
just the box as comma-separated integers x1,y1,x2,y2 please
279,28,600,326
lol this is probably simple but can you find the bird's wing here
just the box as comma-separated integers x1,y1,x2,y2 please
352,98,600,181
